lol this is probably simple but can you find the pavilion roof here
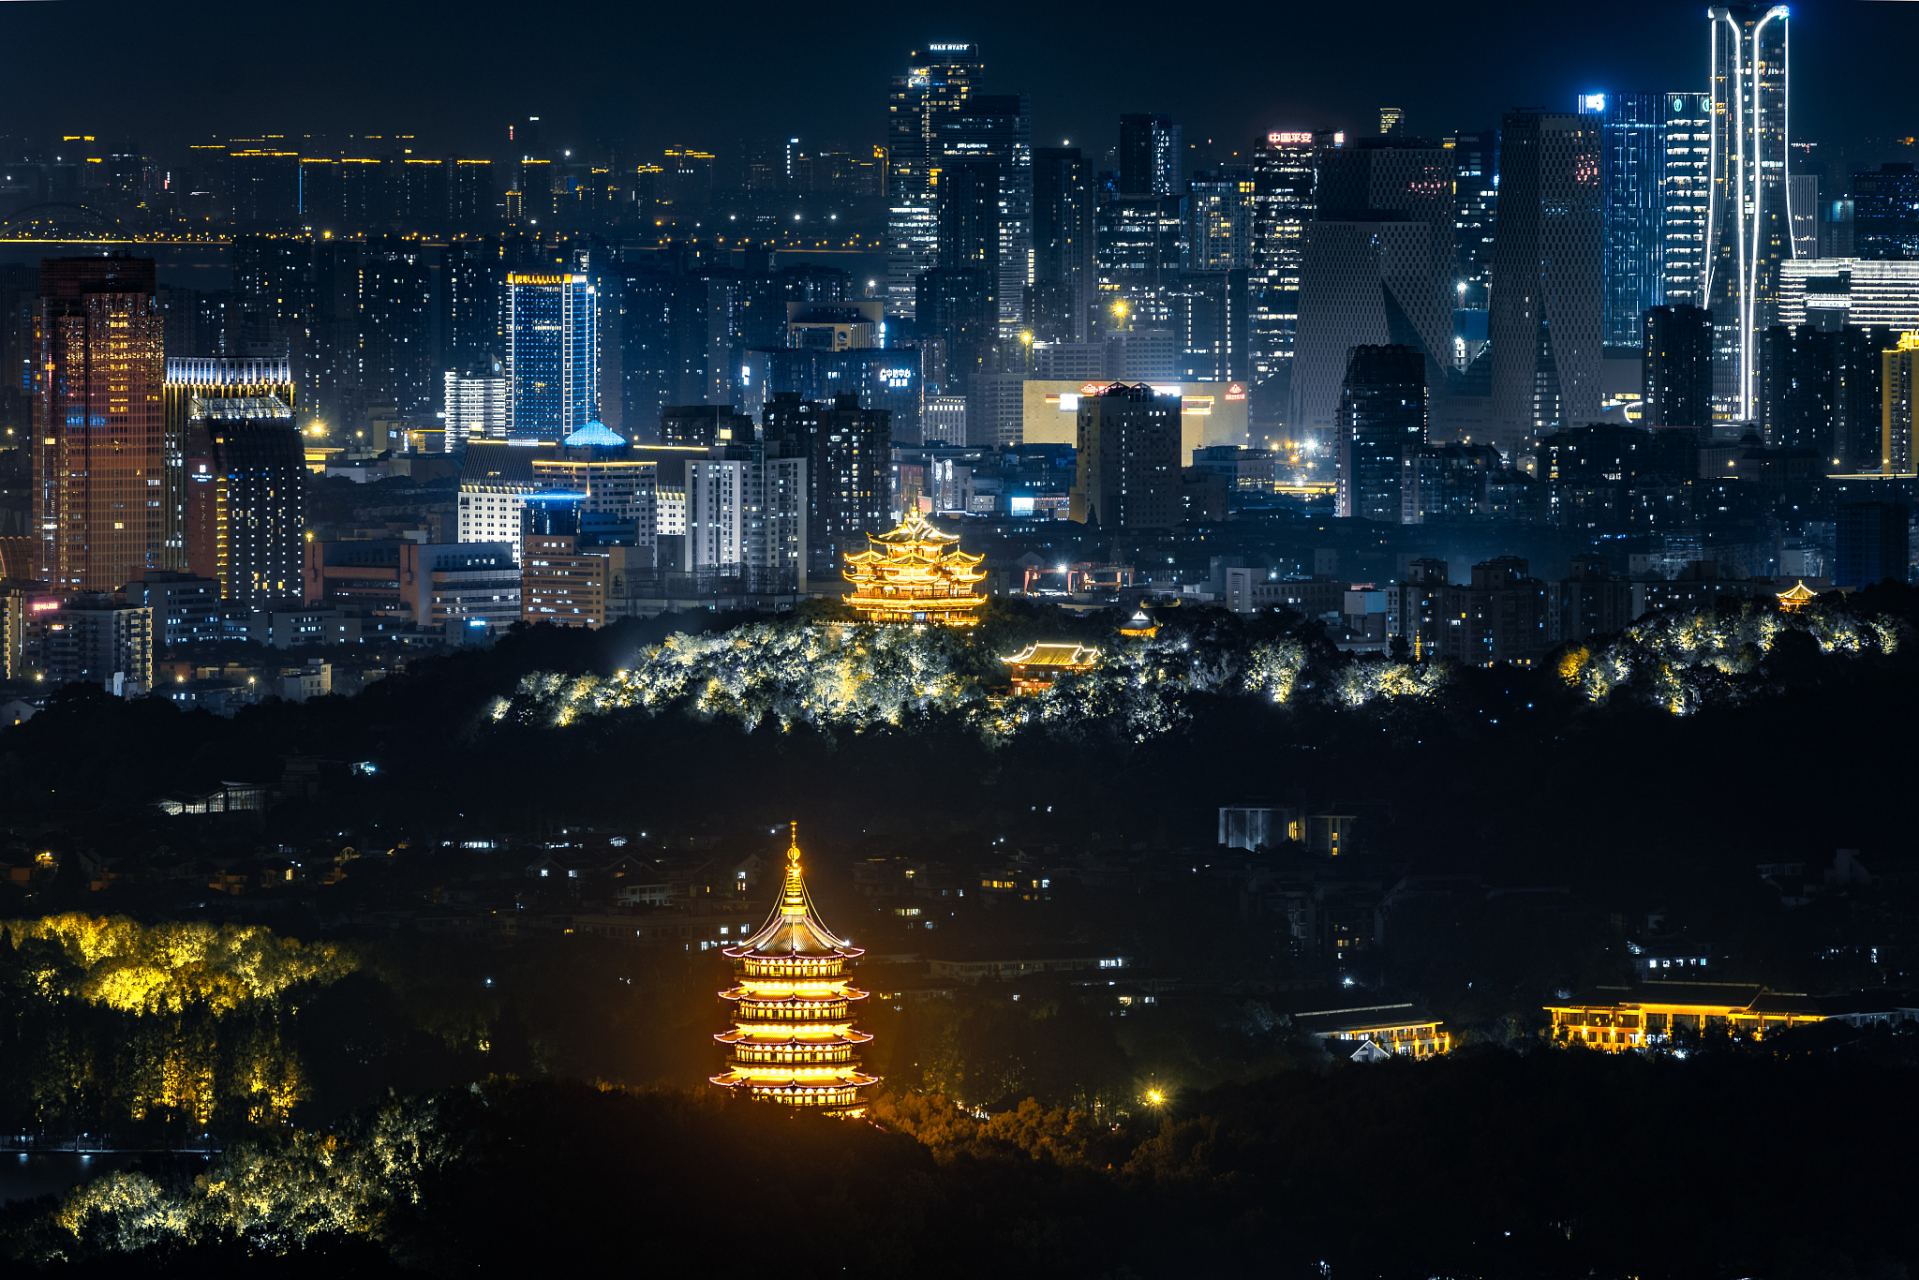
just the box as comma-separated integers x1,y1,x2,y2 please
726,825,863,960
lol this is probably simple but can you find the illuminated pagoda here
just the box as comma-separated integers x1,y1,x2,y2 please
711,825,878,1116
842,512,986,627
1001,641,1101,696
1777,580,1816,613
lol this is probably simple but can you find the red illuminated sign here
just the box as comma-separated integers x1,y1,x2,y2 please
1225,383,1247,401
1267,132,1312,144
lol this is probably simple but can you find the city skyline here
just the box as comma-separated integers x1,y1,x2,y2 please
2,1,1916,169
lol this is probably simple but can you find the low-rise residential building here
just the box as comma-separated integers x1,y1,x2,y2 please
1293,1003,1450,1058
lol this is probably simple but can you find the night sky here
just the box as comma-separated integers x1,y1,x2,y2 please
3,0,1917,166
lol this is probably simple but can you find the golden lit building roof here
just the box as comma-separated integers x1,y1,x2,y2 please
1777,580,1816,612
843,512,987,627
1545,982,1824,1053
725,828,863,961
1002,641,1101,669
1118,609,1158,639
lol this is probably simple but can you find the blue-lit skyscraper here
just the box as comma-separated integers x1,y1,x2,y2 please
505,272,598,441
1579,92,1710,350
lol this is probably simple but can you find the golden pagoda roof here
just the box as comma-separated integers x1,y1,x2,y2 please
1002,641,1102,668
1777,580,1817,604
870,512,962,545
724,825,862,960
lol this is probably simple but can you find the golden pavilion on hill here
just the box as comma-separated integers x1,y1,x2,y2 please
711,825,877,1116
842,513,986,627
1777,580,1816,613
1002,641,1101,696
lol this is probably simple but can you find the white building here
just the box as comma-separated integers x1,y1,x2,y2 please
682,453,807,590
445,359,508,452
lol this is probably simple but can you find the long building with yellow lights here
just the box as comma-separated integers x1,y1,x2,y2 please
842,513,985,626
1545,982,1824,1052
712,826,878,1115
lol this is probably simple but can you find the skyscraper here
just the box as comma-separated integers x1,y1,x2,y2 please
1335,345,1426,522
358,243,434,418
1291,139,1455,433
1642,305,1715,427
164,356,297,572
1447,129,1499,311
1249,131,1320,389
1883,334,1919,474
34,255,166,592
185,394,305,609
1582,93,1677,350
887,44,985,318
1187,168,1256,271
1852,165,1919,261
1707,4,1792,420
1662,93,1713,307
1487,112,1603,453
1119,114,1181,197
932,93,1031,332
1027,147,1094,343
506,271,598,441
445,355,507,452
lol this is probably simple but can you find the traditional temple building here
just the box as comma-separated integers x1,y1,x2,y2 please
1001,641,1101,696
711,825,878,1115
1117,609,1159,640
842,513,986,627
1776,581,1816,613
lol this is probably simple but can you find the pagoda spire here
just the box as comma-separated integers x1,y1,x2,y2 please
710,823,878,1116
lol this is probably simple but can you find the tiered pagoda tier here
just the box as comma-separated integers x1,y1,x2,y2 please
711,826,877,1116
842,513,986,627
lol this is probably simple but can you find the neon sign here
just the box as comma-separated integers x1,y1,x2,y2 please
1268,132,1312,144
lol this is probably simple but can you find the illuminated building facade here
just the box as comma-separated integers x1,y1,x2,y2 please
1294,1003,1450,1059
712,828,878,1115
1707,5,1792,421
1579,92,1707,349
185,395,306,610
506,272,598,441
1249,131,1320,385
34,255,166,592
1119,114,1181,198
843,512,985,626
1760,322,1894,467
164,357,296,573
1001,641,1099,695
1546,982,1822,1051
887,44,985,318
444,356,507,452
1882,334,1919,474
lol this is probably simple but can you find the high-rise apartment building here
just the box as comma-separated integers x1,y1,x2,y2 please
358,243,434,418
683,448,808,590
761,392,891,578
1094,195,1185,327
1852,165,1919,261
1335,345,1427,522
1027,147,1094,343
445,355,508,451
1883,334,1919,474
34,255,166,592
184,394,305,610
1249,131,1320,388
1487,112,1603,453
1068,383,1180,529
1707,5,1793,420
1760,323,1893,466
1834,501,1910,588
1642,305,1715,427
936,160,1001,309
887,44,986,318
1119,114,1181,197
506,271,598,441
